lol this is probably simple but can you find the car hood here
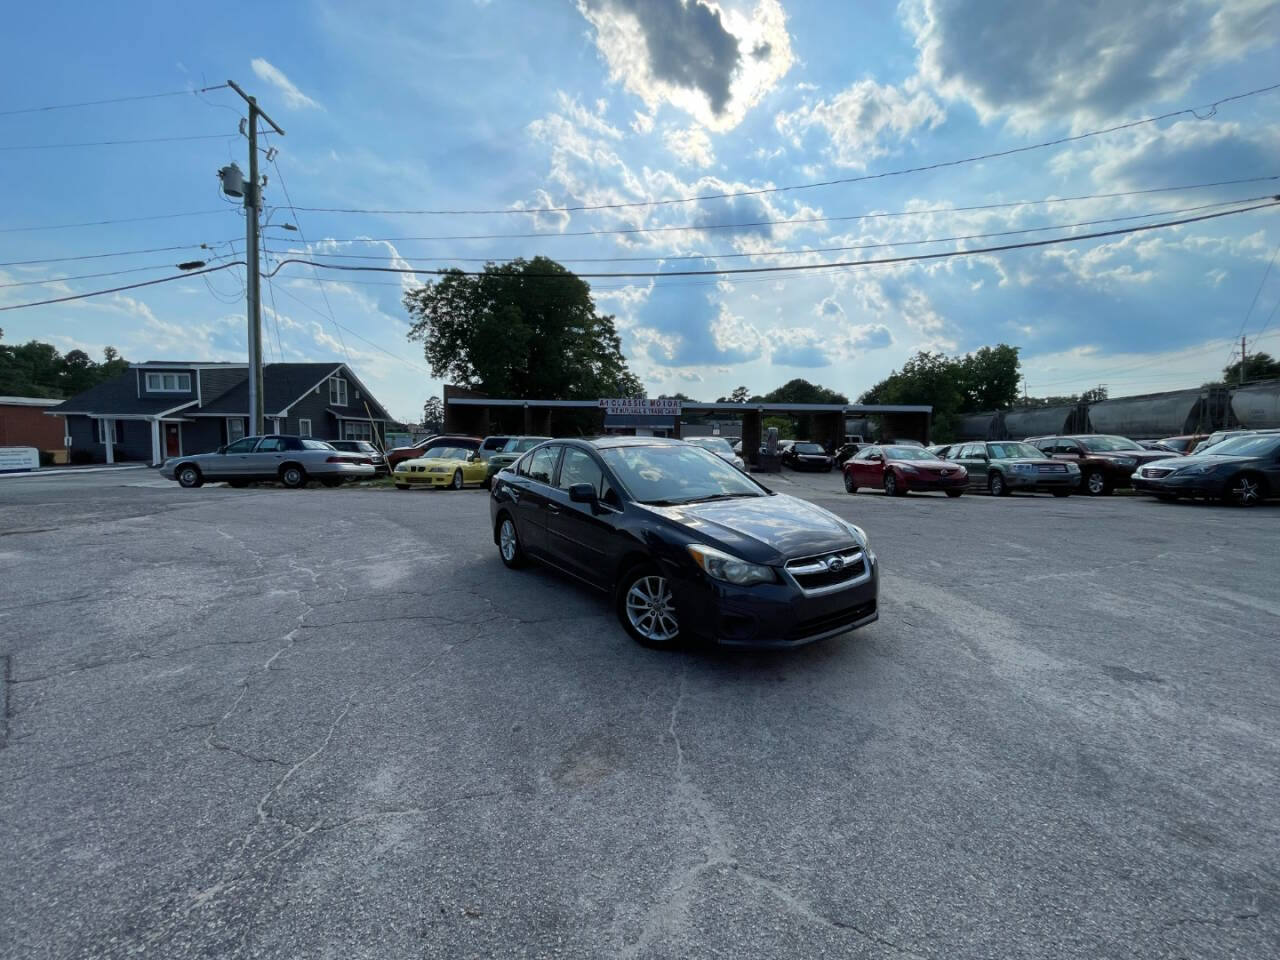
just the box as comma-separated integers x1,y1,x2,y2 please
889,457,962,469
1146,452,1255,469
992,457,1065,466
644,493,857,564
1087,449,1168,463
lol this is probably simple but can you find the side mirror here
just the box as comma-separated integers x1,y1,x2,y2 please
217,445,226,454
568,482,598,504
469,452,481,462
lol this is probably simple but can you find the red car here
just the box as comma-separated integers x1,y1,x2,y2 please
843,443,968,497
385,435,481,470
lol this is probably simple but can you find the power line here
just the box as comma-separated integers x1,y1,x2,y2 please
0,262,245,312
279,177,1280,243
0,260,206,289
260,196,1273,267
0,133,234,151
287,81,1280,216
0,210,229,235
0,241,230,268
264,200,1280,281
0,84,229,117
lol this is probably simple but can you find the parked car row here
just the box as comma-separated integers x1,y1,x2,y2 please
1132,432,1280,506
162,434,378,488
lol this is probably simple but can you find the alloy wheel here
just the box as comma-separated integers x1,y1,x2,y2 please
500,519,517,561
624,575,679,643
452,469,463,490
1086,471,1106,495
1230,475,1260,506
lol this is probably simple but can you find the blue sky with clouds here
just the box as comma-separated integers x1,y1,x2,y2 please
2,0,1279,420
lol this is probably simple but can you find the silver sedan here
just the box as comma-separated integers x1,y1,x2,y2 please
161,435,376,489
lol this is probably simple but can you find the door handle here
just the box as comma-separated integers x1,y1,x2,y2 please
546,504,561,515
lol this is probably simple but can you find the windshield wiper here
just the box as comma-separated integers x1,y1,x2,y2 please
676,492,758,504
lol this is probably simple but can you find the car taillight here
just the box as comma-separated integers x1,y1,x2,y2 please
325,456,358,464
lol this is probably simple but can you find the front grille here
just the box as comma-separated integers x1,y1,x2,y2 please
785,600,877,643
1143,468,1173,479
786,549,867,594
1039,464,1067,473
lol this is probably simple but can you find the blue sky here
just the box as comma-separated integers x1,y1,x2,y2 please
2,0,1279,420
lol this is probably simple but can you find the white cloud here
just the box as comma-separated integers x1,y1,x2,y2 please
663,125,716,167
905,0,1280,131
577,0,794,132
775,78,944,168
250,57,321,110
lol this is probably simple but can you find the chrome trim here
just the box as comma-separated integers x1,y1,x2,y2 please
783,547,872,597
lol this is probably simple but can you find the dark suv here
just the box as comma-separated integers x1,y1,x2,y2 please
1028,434,1174,496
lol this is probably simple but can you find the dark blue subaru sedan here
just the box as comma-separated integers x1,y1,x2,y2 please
489,436,878,649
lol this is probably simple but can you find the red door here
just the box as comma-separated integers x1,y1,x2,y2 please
165,424,181,457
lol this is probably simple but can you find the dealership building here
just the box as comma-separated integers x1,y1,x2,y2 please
442,385,932,464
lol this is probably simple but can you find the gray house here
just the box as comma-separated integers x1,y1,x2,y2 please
48,361,394,465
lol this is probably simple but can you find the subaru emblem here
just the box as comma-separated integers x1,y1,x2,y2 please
826,556,844,572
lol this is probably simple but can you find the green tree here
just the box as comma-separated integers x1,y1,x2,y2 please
422,396,445,432
956,345,1021,411
0,332,131,398
1222,351,1280,384
404,257,644,400
716,385,751,403
759,378,848,405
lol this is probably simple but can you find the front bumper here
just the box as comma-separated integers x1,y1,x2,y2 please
900,473,968,492
1005,471,1079,490
671,553,880,648
789,457,833,471
1132,472,1226,498
394,470,457,487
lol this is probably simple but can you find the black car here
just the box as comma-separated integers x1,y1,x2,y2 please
783,441,834,472
490,437,878,649
328,439,387,472
1131,433,1280,506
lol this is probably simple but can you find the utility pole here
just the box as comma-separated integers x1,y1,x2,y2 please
224,80,284,437
1240,335,1247,387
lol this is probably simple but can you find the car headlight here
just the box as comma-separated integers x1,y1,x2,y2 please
1112,457,1137,467
1066,462,1080,472
686,543,775,586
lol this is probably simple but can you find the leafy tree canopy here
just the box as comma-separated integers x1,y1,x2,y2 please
0,332,129,399
1222,351,1280,384
755,378,848,405
404,257,644,400
716,385,751,403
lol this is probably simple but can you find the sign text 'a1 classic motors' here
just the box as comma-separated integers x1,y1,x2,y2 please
598,398,683,416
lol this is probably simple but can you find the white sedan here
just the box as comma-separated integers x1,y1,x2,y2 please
684,436,747,471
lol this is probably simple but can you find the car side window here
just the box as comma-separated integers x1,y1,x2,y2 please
281,437,304,451
526,445,560,485
226,438,258,454
1058,440,1080,454
558,447,604,492
257,438,284,452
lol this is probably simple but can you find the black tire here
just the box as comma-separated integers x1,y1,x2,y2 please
1052,490,1071,498
843,472,857,494
394,483,410,490
451,469,464,490
945,489,963,498
989,472,1009,497
883,472,904,497
279,464,307,489
176,464,203,488
617,563,681,650
320,478,342,488
496,513,527,569
1083,469,1109,496
1225,472,1265,507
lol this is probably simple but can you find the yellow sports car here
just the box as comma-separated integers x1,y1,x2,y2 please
393,445,488,490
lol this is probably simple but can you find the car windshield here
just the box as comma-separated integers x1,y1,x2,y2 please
1080,435,1143,452
884,445,933,460
793,443,825,454
301,439,334,450
1205,435,1280,457
989,442,1043,459
1160,437,1191,452
503,436,550,453
688,437,734,455
600,444,765,505
429,446,469,460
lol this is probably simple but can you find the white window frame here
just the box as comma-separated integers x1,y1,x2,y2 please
145,372,191,393
96,418,124,444
298,418,312,437
343,420,373,442
226,418,247,443
329,376,348,406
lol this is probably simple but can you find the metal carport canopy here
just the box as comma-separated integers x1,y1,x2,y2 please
444,398,932,415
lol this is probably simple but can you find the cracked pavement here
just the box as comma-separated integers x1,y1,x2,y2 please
1,470,1278,958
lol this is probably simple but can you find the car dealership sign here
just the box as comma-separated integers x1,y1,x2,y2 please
599,398,682,416
0,446,40,473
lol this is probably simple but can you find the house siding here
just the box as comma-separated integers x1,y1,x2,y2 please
0,403,65,451
286,390,348,442
66,415,150,463
181,418,224,456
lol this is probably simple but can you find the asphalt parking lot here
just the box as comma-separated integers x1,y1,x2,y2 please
2,467,1278,959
